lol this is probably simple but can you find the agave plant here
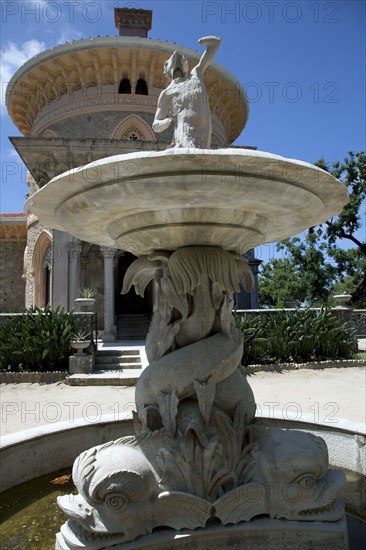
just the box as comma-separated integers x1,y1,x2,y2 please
79,287,96,299
234,314,268,365
71,330,91,342
235,307,356,364
0,305,80,372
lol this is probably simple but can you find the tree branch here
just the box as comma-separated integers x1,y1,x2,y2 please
325,221,366,253
351,271,366,303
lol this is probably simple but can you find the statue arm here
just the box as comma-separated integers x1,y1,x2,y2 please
152,93,172,133
194,36,221,77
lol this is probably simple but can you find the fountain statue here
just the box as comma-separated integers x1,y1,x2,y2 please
152,36,221,148
25,36,349,550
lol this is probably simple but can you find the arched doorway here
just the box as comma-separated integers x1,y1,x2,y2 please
32,231,52,307
115,252,152,315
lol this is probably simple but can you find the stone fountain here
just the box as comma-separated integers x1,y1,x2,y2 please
26,37,349,549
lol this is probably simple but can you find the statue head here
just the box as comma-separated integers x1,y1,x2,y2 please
164,51,189,80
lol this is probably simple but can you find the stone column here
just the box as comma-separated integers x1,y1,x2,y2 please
234,251,262,309
101,246,116,341
68,243,82,309
249,258,262,309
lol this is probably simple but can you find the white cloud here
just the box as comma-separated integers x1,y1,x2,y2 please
1,39,46,114
57,28,84,44
0,23,85,117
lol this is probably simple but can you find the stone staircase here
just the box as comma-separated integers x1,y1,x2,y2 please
67,345,147,386
66,314,151,386
95,348,142,371
116,314,151,340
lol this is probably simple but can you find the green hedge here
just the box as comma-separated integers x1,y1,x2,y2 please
235,308,357,365
0,305,80,372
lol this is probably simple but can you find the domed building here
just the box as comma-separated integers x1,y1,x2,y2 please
3,8,259,339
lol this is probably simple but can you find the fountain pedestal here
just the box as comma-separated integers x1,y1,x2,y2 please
54,245,347,549
24,148,350,549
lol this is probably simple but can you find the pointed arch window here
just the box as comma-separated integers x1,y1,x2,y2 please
111,114,156,142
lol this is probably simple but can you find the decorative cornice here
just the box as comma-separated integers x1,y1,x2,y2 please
10,136,170,187
0,212,27,241
0,224,27,241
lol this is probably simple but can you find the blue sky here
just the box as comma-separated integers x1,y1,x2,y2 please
0,0,365,261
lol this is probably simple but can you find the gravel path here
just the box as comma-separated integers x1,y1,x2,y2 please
1,367,365,436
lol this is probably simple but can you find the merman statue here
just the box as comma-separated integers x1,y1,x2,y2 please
152,36,221,148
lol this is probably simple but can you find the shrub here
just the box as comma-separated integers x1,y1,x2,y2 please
235,308,357,365
0,305,80,372
234,314,268,365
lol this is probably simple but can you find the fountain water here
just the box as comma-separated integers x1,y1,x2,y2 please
26,37,349,550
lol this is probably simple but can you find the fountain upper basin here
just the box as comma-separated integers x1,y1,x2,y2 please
26,148,348,255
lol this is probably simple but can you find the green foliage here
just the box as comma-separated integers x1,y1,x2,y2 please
234,314,268,365
235,309,357,365
71,329,90,341
79,287,96,298
0,305,80,372
259,151,366,307
259,258,306,308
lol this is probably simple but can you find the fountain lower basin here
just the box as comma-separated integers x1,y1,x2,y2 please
25,148,348,256
0,415,364,549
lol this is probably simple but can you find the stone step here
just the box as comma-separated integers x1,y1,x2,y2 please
95,347,142,369
66,369,141,386
97,349,140,356
116,314,151,340
94,362,142,370
117,317,150,325
96,355,141,364
117,317,150,323
115,333,149,340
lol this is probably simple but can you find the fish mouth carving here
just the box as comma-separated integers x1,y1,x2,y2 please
298,497,345,521
295,469,346,521
60,519,127,550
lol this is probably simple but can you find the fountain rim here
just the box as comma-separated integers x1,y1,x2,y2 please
29,147,340,185
2,411,365,451
0,411,364,494
25,147,349,256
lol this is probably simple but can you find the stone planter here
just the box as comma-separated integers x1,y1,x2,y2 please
333,294,352,307
74,298,96,312
70,340,90,355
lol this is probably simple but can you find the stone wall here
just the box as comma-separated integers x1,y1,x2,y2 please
0,240,26,310
46,110,173,143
